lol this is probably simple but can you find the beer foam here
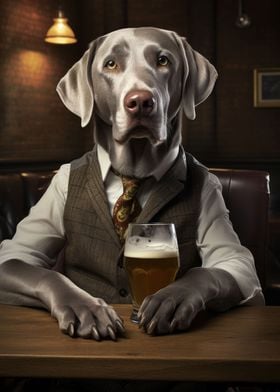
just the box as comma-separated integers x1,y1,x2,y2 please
124,236,178,258
124,249,178,258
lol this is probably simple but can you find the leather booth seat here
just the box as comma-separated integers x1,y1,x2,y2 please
0,168,277,304
0,171,56,240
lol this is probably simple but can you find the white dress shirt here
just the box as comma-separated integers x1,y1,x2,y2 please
0,145,264,305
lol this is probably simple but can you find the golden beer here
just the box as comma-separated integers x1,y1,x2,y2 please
124,223,180,322
124,252,179,312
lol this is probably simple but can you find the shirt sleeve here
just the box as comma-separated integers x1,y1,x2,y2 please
197,171,265,305
0,164,69,269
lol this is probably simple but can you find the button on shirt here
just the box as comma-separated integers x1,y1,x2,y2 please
0,145,264,305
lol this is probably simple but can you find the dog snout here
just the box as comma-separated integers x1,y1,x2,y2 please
124,90,156,117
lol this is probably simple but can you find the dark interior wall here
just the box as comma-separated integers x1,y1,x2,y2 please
0,0,279,170
103,0,280,166
215,0,280,163
79,0,218,161
0,0,88,164
80,0,280,167
80,0,280,214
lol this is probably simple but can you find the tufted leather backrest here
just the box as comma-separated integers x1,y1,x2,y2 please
0,168,270,288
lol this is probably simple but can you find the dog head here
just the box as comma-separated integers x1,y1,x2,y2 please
57,27,217,178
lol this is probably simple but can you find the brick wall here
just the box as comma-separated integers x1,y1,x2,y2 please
0,0,91,165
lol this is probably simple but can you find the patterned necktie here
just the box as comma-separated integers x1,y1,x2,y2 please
112,176,142,242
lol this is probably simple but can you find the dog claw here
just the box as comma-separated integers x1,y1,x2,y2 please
107,325,117,341
92,326,101,341
67,323,75,337
147,319,157,335
116,320,125,334
170,319,177,333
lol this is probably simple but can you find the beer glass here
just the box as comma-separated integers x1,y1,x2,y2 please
124,223,180,323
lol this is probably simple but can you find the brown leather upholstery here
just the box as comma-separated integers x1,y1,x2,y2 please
0,168,271,296
21,172,56,213
0,171,56,242
210,169,270,290
0,174,25,240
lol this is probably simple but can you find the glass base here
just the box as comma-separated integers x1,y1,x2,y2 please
130,308,140,324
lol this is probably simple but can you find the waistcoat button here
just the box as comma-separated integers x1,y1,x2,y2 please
119,288,128,297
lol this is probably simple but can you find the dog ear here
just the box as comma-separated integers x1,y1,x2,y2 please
177,37,218,120
56,38,101,127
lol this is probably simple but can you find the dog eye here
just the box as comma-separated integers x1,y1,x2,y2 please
157,55,169,67
104,60,118,70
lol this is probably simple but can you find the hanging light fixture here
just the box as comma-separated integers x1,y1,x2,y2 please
236,0,251,28
45,9,77,44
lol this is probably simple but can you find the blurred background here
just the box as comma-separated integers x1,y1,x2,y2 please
0,0,279,289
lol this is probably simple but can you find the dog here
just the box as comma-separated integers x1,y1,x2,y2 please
57,27,217,179
2,27,257,342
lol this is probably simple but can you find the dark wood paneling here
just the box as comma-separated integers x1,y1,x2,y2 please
80,0,128,50
126,0,188,35
180,0,217,160
215,0,280,162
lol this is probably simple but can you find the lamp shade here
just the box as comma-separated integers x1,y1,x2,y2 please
45,15,77,44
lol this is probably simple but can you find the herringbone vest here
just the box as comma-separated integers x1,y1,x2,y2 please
63,146,208,303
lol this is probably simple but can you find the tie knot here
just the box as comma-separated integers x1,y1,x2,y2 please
121,176,141,200
112,174,142,242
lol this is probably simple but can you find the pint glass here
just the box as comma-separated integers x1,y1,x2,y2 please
124,223,180,323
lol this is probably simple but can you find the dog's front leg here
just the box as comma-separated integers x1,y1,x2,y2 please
0,260,125,340
137,267,243,335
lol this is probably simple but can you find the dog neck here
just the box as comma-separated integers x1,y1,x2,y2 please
92,111,183,180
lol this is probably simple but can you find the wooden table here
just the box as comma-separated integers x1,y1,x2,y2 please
0,304,280,383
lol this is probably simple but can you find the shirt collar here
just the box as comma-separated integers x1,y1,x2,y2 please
97,144,112,181
96,143,186,182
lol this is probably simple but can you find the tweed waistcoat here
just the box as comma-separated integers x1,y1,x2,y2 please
63,146,208,303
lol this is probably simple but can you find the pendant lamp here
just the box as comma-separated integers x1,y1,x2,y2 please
45,9,77,44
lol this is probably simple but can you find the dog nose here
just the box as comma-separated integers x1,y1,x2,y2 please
124,90,155,116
